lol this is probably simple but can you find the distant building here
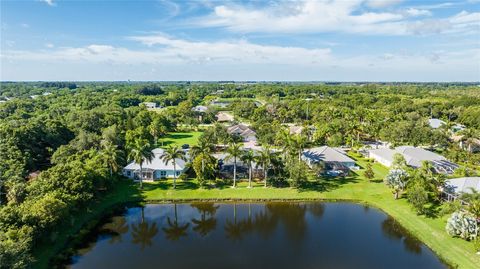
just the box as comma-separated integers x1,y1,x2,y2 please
368,146,458,174
216,111,234,122
428,118,446,129
227,124,257,142
302,146,356,176
289,125,304,135
141,102,158,109
123,148,187,180
192,105,208,113
443,177,480,202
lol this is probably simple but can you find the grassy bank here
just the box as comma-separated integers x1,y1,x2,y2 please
38,155,479,269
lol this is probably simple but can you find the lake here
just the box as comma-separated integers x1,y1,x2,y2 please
67,202,447,269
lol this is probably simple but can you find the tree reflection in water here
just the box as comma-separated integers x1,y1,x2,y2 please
382,216,422,254
131,207,159,250
191,203,219,237
103,216,129,244
163,204,190,241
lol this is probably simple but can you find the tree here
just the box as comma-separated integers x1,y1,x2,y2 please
190,138,214,178
288,160,309,188
407,183,429,214
364,162,375,181
241,150,255,188
160,145,186,189
392,153,407,169
127,139,154,189
385,169,409,199
225,142,242,188
446,211,479,241
101,142,124,178
256,146,272,187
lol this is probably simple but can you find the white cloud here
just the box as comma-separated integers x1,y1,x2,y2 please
43,0,55,6
192,0,478,36
45,43,55,48
20,23,30,28
2,36,332,65
366,0,403,8
405,8,432,17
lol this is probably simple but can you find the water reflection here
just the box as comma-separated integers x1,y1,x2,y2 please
163,204,190,241
131,208,158,250
381,216,422,254
69,203,446,269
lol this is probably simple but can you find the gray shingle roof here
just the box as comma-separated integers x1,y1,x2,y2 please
303,146,355,163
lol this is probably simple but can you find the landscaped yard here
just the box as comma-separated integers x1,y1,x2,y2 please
159,131,203,147
37,152,480,269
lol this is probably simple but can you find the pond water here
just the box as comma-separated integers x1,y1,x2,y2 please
67,203,447,269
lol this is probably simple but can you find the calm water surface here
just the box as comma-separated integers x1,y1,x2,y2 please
68,203,447,269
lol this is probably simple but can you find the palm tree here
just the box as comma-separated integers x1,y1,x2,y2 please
104,216,129,244
101,142,124,178
131,207,158,250
225,142,242,188
241,150,255,188
191,203,219,237
256,146,272,187
190,138,214,176
127,139,154,189
163,204,190,241
160,145,187,189
290,134,307,161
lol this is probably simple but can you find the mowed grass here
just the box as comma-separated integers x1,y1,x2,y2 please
160,131,203,147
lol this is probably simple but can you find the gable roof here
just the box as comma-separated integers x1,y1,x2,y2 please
124,148,186,171
395,146,446,168
303,146,355,163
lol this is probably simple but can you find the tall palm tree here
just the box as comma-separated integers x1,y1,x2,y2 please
225,142,242,188
191,203,219,237
190,138,214,176
160,145,187,189
256,146,272,187
128,139,154,189
290,134,307,161
241,150,255,188
101,142,124,178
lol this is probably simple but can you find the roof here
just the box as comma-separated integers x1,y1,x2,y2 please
216,112,234,122
192,105,208,112
227,124,256,136
289,126,304,135
396,146,446,168
124,148,186,171
368,148,397,163
303,146,355,163
428,118,446,129
445,177,480,194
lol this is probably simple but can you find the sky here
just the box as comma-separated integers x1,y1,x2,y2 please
1,0,479,81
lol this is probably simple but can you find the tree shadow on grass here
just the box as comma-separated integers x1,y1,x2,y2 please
142,180,199,192
298,176,359,192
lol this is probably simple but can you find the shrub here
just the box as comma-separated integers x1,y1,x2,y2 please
446,211,479,241
407,184,429,215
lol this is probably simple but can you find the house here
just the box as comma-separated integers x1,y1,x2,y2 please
428,118,446,129
302,146,356,176
443,177,480,202
213,152,262,179
227,124,257,142
368,146,458,174
192,105,208,113
289,125,304,135
140,102,158,109
216,111,234,122
123,148,187,180
451,134,480,153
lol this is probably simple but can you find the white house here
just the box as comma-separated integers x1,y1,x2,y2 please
123,148,187,181
140,102,158,109
368,146,458,174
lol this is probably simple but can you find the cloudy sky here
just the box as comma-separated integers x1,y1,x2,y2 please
1,0,479,81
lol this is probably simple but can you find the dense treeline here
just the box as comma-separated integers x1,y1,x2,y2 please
0,82,479,268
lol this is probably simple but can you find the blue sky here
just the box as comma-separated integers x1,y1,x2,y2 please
1,0,479,81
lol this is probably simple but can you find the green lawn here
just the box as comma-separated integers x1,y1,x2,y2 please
159,131,203,147
38,152,480,269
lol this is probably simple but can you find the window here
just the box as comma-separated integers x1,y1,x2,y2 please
176,171,181,176
160,171,167,177
127,171,131,177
